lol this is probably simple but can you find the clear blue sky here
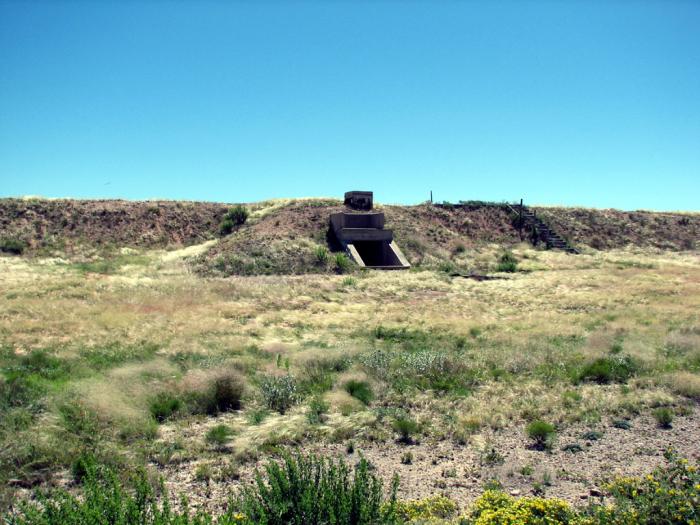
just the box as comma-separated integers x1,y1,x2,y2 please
1,1,699,210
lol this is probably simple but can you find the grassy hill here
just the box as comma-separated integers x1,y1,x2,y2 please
1,198,697,276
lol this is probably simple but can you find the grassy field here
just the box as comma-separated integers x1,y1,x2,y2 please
1,240,699,519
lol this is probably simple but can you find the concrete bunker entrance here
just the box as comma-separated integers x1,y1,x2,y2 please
329,191,410,270
352,241,402,267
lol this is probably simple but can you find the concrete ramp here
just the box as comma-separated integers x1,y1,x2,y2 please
347,240,410,269
329,193,410,270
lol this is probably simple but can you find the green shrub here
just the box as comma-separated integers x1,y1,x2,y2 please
481,447,505,466
219,205,249,235
70,453,97,484
237,452,397,525
393,416,419,444
653,407,674,428
0,373,44,411
613,419,632,430
561,443,583,453
259,374,297,414
344,380,374,405
296,352,349,395
526,420,556,450
314,246,329,265
11,350,70,380
307,396,329,424
496,251,518,272
581,430,604,441
58,401,101,449
194,463,213,482
452,243,466,255
205,424,233,448
8,463,248,524
437,260,456,274
149,392,182,422
334,253,352,274
0,237,27,255
219,218,235,236
578,354,638,384
389,349,477,395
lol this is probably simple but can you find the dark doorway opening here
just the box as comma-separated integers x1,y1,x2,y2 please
353,241,401,267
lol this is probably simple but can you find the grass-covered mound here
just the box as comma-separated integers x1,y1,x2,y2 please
533,206,699,251
0,198,229,254
193,199,345,276
193,199,521,276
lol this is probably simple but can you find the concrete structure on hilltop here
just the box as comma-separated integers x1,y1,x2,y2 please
330,191,410,269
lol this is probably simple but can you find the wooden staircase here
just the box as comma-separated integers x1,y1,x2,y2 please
507,202,580,254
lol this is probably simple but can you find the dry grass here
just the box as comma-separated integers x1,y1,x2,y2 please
662,371,700,400
1,243,699,510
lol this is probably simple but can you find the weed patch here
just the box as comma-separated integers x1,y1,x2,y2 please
577,354,638,384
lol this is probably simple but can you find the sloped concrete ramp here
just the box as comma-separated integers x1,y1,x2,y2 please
330,209,410,270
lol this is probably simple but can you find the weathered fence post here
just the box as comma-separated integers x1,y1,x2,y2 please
519,198,524,240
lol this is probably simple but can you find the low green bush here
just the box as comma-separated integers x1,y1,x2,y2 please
526,420,556,450
149,392,182,422
307,396,329,424
69,453,97,484
341,276,356,287
296,352,349,395
344,380,374,405
578,354,638,384
437,260,456,274
452,243,466,255
205,424,233,448
334,253,351,274
653,407,674,428
496,251,518,273
0,237,27,255
561,443,583,454
259,374,297,414
9,350,71,381
314,246,329,265
393,349,477,395
247,408,269,425
612,418,632,430
393,416,419,444
219,205,249,236
580,430,603,441
238,452,397,525
7,462,246,524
